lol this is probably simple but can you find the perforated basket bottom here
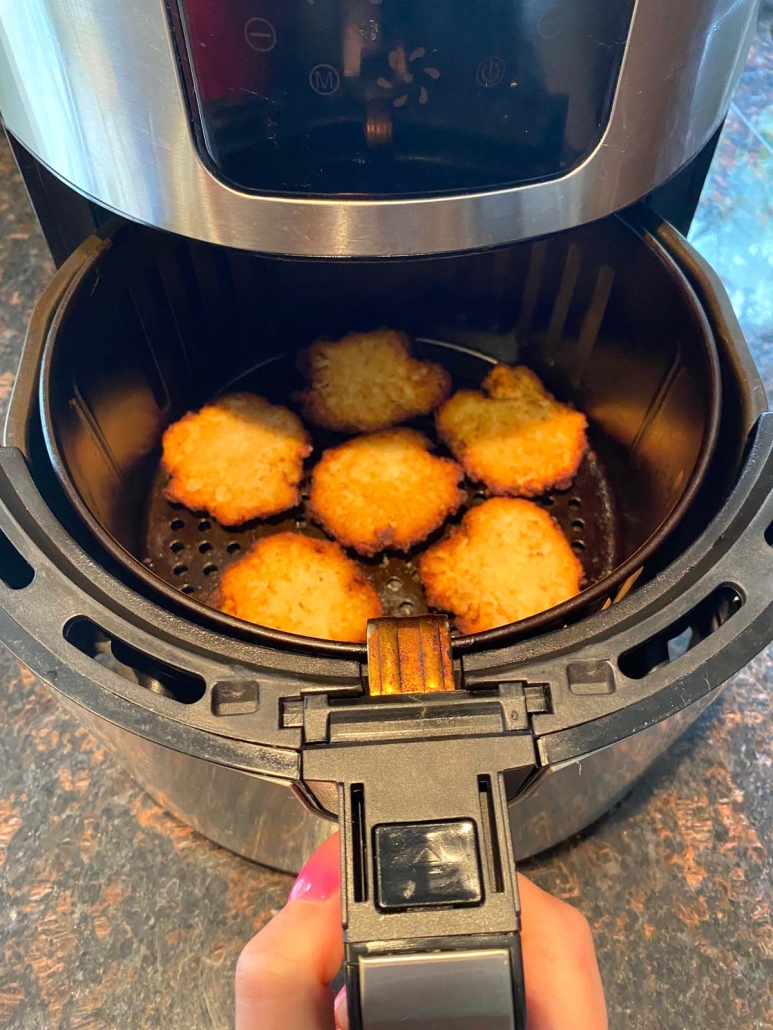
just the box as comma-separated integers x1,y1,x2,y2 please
142,342,620,634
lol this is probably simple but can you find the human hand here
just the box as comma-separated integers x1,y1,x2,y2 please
235,833,607,1030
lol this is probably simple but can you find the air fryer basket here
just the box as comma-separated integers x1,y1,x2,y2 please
39,215,720,655
2,211,772,1030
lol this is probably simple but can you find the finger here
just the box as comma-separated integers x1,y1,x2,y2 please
235,833,343,1030
518,873,607,1030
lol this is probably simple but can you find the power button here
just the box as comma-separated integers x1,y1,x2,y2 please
476,56,505,88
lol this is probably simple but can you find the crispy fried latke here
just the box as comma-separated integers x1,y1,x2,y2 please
216,532,383,642
309,428,465,556
435,364,587,497
296,328,451,434
418,498,583,634
162,393,312,527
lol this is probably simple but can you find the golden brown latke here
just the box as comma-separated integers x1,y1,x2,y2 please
418,498,583,634
435,364,588,497
309,428,465,556
216,533,383,642
296,328,451,434
162,393,312,527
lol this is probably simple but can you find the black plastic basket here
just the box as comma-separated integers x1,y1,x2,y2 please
37,213,722,657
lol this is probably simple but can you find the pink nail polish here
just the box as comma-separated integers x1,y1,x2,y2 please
334,986,348,1030
288,833,340,902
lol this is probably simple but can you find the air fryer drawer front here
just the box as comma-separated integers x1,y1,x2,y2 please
1,209,772,1028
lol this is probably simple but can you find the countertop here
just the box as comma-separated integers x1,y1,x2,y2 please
1,18,772,1030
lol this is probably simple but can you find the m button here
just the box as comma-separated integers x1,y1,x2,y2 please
374,820,483,911
309,64,341,96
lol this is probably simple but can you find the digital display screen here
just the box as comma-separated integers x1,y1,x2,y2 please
174,0,635,196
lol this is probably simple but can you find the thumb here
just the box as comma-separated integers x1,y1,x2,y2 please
235,833,344,1030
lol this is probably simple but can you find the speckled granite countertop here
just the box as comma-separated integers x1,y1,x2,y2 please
1,19,772,1030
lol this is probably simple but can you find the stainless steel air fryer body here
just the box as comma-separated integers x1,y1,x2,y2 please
0,0,760,257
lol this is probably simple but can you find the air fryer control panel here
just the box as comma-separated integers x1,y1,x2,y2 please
175,0,635,196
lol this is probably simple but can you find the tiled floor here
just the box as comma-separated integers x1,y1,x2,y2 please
690,10,773,393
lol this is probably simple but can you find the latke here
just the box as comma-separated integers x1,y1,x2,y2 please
297,328,451,434
418,498,583,633
309,428,465,556
435,364,587,497
216,533,383,642
162,393,311,527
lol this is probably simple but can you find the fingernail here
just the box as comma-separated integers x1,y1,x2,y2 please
334,986,348,1030
288,833,340,902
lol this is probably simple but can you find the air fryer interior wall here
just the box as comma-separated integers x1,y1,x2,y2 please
39,214,720,652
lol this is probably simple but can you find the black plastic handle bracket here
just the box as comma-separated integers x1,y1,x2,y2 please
303,617,535,1030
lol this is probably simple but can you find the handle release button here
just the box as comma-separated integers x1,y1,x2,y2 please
374,820,483,911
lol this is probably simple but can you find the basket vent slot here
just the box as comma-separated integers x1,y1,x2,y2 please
0,528,34,589
618,585,743,681
65,617,206,705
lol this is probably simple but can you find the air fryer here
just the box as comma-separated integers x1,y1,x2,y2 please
0,0,771,1027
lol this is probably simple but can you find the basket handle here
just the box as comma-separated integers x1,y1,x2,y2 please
305,616,531,1030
